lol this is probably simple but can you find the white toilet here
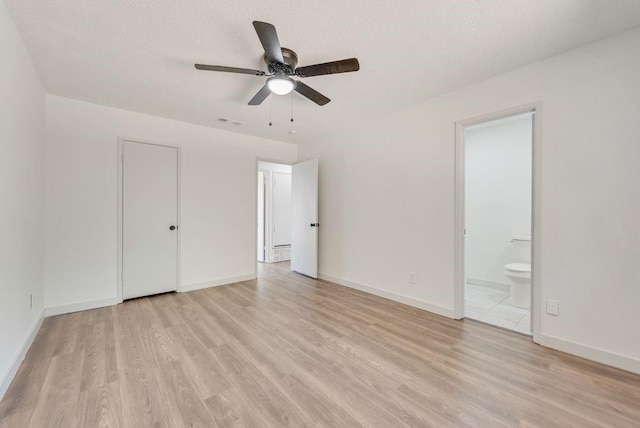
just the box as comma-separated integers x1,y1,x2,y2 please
504,235,531,308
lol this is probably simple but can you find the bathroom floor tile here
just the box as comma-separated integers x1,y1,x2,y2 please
465,298,499,312
471,291,508,306
464,283,532,335
476,287,509,297
513,319,532,334
490,303,529,322
464,308,487,319
477,314,518,329
464,283,486,297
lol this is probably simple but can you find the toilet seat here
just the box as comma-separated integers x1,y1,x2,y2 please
504,263,531,278
505,263,530,273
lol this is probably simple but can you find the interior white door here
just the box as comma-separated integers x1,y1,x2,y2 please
291,158,318,278
123,141,178,299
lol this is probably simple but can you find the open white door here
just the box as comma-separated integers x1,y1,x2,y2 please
291,158,319,278
122,141,178,299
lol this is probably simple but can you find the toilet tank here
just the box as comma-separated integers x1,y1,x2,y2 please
512,235,531,263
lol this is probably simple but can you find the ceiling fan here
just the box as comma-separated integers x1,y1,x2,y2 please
195,21,360,106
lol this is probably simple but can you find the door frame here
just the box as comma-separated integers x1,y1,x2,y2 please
254,157,294,274
453,102,543,342
117,137,182,303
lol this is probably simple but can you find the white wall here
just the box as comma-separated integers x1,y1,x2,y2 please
0,3,45,396
272,172,292,247
299,28,640,372
44,95,296,309
465,114,532,286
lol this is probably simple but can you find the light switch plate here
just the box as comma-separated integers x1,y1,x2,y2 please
546,300,559,316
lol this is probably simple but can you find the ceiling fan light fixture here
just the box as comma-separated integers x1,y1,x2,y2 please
267,76,295,95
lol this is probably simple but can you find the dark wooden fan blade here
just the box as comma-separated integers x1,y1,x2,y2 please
294,81,330,106
253,21,284,64
295,58,360,78
195,64,265,76
248,85,271,105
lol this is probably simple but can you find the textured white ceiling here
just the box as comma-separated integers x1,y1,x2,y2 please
7,0,640,144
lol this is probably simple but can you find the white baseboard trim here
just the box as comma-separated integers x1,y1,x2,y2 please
466,277,510,291
0,309,45,400
44,296,119,317
181,273,257,293
318,273,456,319
538,333,640,375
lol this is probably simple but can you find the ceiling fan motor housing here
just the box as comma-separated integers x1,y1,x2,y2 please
265,47,298,75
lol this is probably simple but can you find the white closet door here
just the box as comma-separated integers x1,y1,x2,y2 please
291,158,318,278
123,141,178,299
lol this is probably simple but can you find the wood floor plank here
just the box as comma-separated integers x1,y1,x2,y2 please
2,261,640,427
27,350,85,427
137,298,182,366
205,386,268,428
155,361,219,427
78,382,123,428
112,299,168,427
202,296,372,427
213,342,311,427
209,292,446,427
80,320,119,392
51,312,84,357
175,292,227,348
0,358,51,427
164,323,232,398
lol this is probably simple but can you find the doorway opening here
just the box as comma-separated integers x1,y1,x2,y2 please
255,158,319,279
455,107,539,336
257,161,293,264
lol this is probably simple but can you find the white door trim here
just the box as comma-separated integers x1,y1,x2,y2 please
453,102,543,343
257,171,266,263
117,137,182,303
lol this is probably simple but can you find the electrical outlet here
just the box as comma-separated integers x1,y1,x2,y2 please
546,300,559,316
30,293,33,309
409,272,417,284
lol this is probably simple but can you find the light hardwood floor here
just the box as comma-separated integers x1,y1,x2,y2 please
1,262,640,427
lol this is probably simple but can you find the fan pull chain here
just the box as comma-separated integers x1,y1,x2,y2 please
288,93,297,135
268,100,272,126
290,92,294,123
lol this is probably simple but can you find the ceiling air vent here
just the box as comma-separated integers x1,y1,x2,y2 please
217,117,243,126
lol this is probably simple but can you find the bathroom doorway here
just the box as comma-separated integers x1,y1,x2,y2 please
454,107,539,336
257,161,293,265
